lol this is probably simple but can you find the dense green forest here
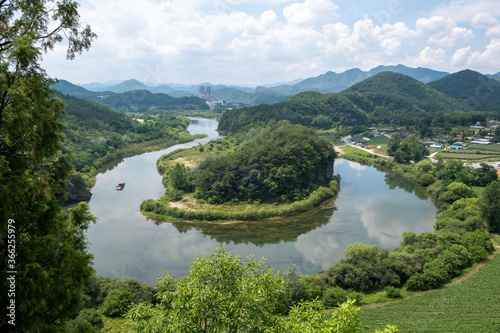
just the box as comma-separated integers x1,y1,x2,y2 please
218,72,476,133
57,91,205,201
429,69,500,111
187,122,336,203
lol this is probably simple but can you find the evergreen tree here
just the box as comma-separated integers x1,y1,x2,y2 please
0,1,96,331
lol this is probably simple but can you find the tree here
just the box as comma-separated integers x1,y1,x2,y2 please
479,181,500,233
102,288,134,317
0,1,96,331
168,163,192,191
386,134,401,156
439,182,477,204
127,247,287,332
282,265,309,308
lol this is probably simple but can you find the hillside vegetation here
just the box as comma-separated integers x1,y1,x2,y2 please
53,80,210,112
428,69,500,111
218,72,471,133
57,92,205,201
141,122,339,221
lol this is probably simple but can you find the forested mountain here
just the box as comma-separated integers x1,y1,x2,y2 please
217,91,369,133
218,72,470,133
266,64,450,96
52,80,209,112
212,86,290,106
57,65,453,107
485,71,500,80
428,70,500,111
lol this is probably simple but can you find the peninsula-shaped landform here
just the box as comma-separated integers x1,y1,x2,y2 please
141,121,339,222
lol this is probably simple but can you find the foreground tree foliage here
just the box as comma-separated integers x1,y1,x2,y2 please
0,1,96,331
126,247,397,333
126,247,287,332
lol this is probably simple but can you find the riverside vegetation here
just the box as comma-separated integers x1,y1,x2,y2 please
141,121,340,222
59,93,207,202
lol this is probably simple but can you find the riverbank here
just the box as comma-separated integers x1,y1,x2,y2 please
141,183,338,222
64,127,207,204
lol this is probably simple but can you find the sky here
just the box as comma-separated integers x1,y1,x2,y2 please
41,0,500,86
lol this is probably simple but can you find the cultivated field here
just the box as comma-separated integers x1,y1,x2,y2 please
358,246,500,332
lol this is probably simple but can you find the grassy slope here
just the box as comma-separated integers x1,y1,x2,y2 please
359,244,500,332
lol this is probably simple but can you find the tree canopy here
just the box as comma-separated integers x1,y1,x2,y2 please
0,1,96,330
162,121,337,204
127,247,287,332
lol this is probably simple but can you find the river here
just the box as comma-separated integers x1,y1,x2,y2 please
86,118,436,285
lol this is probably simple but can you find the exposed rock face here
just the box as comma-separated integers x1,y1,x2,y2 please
317,163,334,183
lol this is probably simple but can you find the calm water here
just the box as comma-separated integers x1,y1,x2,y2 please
86,118,436,284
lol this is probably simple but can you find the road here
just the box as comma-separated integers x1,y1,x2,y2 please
339,135,393,159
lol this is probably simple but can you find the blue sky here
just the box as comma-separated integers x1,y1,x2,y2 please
42,0,500,86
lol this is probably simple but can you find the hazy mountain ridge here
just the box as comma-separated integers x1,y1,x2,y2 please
52,80,209,112
218,71,478,134
55,65,499,108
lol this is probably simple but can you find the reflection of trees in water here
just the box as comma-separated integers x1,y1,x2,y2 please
384,172,429,201
151,203,336,246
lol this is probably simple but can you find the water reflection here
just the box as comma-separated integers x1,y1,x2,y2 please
151,203,336,247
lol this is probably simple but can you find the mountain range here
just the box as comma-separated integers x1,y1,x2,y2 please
218,71,483,134
52,64,500,110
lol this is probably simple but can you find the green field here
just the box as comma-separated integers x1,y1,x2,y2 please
358,252,500,332
437,145,500,161
370,135,390,147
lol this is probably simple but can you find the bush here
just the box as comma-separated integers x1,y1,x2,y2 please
384,286,402,299
79,308,104,329
102,288,134,317
348,291,363,305
323,286,349,307
64,316,95,333
461,230,494,263
417,172,435,186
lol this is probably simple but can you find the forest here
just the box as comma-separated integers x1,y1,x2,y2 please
57,91,205,202
174,122,336,204
217,71,498,134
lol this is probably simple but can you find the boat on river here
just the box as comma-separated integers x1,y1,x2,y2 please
115,181,125,190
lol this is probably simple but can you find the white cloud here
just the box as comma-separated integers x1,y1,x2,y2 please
432,0,500,23
468,39,500,72
283,0,339,27
416,46,446,66
428,27,475,48
451,46,472,67
471,12,499,28
40,0,500,85
486,25,500,38
416,16,456,35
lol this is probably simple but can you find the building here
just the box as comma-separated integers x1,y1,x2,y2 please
450,142,467,149
199,85,214,100
471,139,492,145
